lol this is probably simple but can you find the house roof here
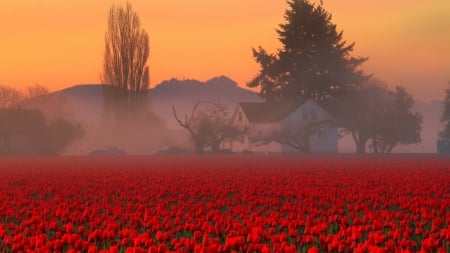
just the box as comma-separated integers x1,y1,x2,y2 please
239,99,307,123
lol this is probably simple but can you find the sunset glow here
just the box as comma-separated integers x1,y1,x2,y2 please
1,0,449,100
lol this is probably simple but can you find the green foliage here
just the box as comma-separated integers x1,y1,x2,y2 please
31,118,84,155
0,109,47,155
0,108,83,155
335,82,385,154
336,81,422,154
371,86,422,153
248,0,367,101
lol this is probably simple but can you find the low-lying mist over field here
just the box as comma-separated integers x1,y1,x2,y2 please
0,76,444,156
42,77,443,155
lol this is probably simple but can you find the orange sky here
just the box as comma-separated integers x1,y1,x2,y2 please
1,0,449,101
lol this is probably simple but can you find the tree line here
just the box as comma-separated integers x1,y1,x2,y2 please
0,85,82,155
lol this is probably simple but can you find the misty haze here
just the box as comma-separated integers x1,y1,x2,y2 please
1,76,444,156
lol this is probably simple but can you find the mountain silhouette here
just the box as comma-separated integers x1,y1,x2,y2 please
51,76,262,129
151,76,262,128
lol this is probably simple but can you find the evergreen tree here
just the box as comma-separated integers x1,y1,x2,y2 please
248,0,367,101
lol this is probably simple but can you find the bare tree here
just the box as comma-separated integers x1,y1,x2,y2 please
252,120,334,153
101,2,150,117
26,84,49,99
172,101,243,154
0,85,23,109
16,84,72,121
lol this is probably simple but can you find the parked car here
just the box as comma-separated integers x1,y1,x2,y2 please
89,146,126,156
157,146,190,155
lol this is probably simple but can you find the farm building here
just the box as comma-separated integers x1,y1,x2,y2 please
225,99,338,153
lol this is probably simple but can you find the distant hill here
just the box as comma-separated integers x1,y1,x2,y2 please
49,78,444,154
150,76,263,128
51,84,104,124
51,76,262,129
46,76,262,154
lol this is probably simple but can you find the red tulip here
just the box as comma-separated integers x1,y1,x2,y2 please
307,245,319,253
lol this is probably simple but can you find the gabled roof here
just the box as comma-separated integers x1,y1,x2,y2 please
239,99,307,123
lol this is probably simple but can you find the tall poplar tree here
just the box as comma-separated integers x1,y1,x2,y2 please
101,2,150,119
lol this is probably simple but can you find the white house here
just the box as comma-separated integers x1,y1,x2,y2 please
225,99,338,153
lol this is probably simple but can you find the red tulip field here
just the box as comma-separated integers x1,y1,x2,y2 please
0,155,449,252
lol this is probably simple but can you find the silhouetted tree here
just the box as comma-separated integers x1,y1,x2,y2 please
337,80,422,154
172,101,243,153
370,86,422,153
0,109,83,155
26,84,49,99
31,118,84,155
101,2,150,119
0,85,23,108
0,84,84,155
248,0,367,102
440,84,450,138
18,84,73,123
336,81,387,154
0,109,45,155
